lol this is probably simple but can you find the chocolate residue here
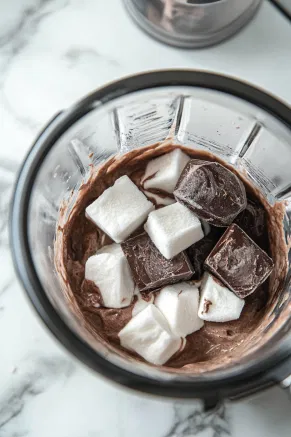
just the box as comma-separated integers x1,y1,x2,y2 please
54,142,288,374
203,299,213,314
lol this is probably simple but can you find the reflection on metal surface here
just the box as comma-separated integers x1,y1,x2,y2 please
123,0,262,48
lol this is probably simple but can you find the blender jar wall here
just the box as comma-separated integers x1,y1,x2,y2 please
11,73,291,399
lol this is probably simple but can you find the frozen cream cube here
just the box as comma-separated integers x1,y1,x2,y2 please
198,273,245,322
85,243,135,308
118,304,181,365
142,149,190,193
86,175,154,243
144,202,204,259
155,282,204,337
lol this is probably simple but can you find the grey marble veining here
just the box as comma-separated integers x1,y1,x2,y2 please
163,403,230,437
0,355,75,430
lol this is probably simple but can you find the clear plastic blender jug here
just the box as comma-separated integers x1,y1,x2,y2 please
10,71,291,407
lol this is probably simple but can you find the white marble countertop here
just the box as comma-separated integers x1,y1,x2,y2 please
1,0,291,436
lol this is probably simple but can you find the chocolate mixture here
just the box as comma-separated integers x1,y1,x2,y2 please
55,143,288,372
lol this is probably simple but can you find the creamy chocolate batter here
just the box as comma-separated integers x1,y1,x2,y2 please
55,142,288,372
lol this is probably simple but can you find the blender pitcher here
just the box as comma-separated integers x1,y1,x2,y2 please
10,71,291,408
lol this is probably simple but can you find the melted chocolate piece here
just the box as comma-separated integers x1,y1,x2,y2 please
234,200,267,250
121,232,194,292
186,228,223,280
174,160,247,227
205,224,274,298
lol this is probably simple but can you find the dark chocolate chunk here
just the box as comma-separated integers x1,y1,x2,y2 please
234,200,267,250
174,160,247,227
121,232,194,292
204,224,273,298
186,228,223,280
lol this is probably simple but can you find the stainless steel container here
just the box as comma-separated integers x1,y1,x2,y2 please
123,0,262,48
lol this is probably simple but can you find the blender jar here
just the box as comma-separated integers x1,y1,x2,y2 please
10,71,291,406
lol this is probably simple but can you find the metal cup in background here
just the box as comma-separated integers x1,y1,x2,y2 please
123,0,262,48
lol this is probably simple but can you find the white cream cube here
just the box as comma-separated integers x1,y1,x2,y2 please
155,282,204,337
85,244,135,308
86,175,154,243
144,202,204,259
118,304,181,365
142,149,190,193
198,273,245,322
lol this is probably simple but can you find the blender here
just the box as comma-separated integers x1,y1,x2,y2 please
10,70,291,409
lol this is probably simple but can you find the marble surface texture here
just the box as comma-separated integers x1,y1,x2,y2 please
1,0,291,436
